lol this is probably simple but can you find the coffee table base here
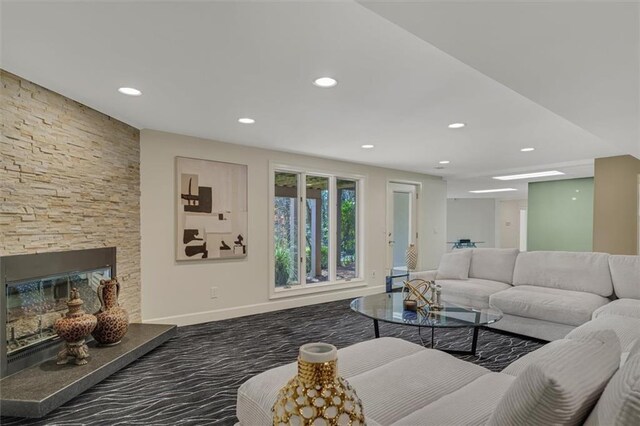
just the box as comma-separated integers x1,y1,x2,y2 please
371,319,481,356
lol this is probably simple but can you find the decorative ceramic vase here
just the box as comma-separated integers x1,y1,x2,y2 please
272,343,365,426
92,278,129,345
405,244,417,271
54,288,97,365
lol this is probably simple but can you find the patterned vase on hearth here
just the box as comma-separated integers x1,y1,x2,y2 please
272,342,365,426
54,288,97,365
91,278,129,345
405,243,418,271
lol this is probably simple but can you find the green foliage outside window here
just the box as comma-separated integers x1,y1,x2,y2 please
275,243,292,286
339,193,356,266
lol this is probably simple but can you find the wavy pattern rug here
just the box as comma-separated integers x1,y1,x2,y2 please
1,299,544,425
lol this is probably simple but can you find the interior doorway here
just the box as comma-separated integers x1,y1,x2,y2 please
519,209,528,251
386,182,419,278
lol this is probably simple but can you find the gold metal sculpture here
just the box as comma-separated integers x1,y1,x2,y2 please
402,279,443,313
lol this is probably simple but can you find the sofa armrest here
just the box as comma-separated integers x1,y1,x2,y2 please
411,270,437,281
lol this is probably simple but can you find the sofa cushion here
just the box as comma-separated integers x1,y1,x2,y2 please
410,269,437,281
436,249,472,280
513,251,613,297
469,248,519,284
592,299,640,320
236,337,424,425
490,286,610,327
609,255,640,299
566,315,640,365
437,278,511,309
488,330,621,426
585,354,640,426
488,313,575,342
348,349,489,425
502,339,572,377
391,373,515,426
503,330,622,377
629,339,640,359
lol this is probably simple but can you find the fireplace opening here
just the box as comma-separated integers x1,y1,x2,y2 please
1,247,116,378
6,268,108,356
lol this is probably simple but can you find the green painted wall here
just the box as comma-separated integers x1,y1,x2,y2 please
528,177,594,251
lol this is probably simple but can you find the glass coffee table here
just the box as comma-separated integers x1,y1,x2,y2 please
350,293,502,356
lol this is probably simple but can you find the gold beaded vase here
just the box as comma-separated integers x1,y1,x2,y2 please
273,343,365,426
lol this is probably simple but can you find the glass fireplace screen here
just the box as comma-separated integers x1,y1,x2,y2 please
5,268,109,356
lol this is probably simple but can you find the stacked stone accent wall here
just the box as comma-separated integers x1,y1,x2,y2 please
0,70,141,321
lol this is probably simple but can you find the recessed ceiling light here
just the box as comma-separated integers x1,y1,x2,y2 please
439,160,450,164
361,144,374,149
572,197,578,201
520,147,535,152
448,122,465,129
238,117,255,124
118,87,142,96
493,170,565,181
313,77,337,88
469,188,518,194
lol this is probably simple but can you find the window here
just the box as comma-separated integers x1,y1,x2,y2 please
274,172,300,286
272,168,362,291
336,179,358,280
305,176,329,282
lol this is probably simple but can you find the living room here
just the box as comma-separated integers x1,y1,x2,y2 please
1,1,639,425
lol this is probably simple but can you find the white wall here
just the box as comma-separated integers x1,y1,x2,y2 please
496,199,528,249
140,129,446,325
446,198,495,249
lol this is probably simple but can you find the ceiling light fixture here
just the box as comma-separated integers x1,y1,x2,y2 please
469,188,518,194
361,144,374,149
439,160,450,164
118,87,142,96
238,117,255,124
313,77,338,88
448,122,465,129
520,147,535,152
493,170,565,181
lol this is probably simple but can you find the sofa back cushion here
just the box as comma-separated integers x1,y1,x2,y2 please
609,255,640,299
469,248,519,284
513,251,613,297
436,250,472,280
489,330,621,426
585,354,640,425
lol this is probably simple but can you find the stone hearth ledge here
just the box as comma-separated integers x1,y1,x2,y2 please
0,323,177,418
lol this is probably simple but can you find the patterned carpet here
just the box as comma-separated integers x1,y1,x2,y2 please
1,299,544,425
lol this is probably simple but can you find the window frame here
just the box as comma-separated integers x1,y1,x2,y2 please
269,162,366,299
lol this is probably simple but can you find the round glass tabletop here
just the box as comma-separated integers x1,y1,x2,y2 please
350,292,503,328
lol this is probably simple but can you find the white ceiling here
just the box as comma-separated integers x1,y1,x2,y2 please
2,1,638,199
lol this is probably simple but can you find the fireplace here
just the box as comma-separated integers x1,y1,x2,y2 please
1,247,116,378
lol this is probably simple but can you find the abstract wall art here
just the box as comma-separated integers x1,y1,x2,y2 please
176,157,248,260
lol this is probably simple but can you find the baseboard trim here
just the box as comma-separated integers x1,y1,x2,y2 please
143,285,386,327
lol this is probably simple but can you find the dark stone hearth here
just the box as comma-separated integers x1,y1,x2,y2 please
0,324,176,418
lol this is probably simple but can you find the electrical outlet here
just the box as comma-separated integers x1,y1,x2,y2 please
371,270,376,280
210,286,218,299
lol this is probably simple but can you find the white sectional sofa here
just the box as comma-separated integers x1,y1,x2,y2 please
237,250,639,425
237,329,640,425
413,249,639,341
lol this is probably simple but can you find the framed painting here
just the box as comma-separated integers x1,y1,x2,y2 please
176,157,248,260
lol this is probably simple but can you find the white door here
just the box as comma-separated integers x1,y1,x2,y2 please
386,183,418,275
